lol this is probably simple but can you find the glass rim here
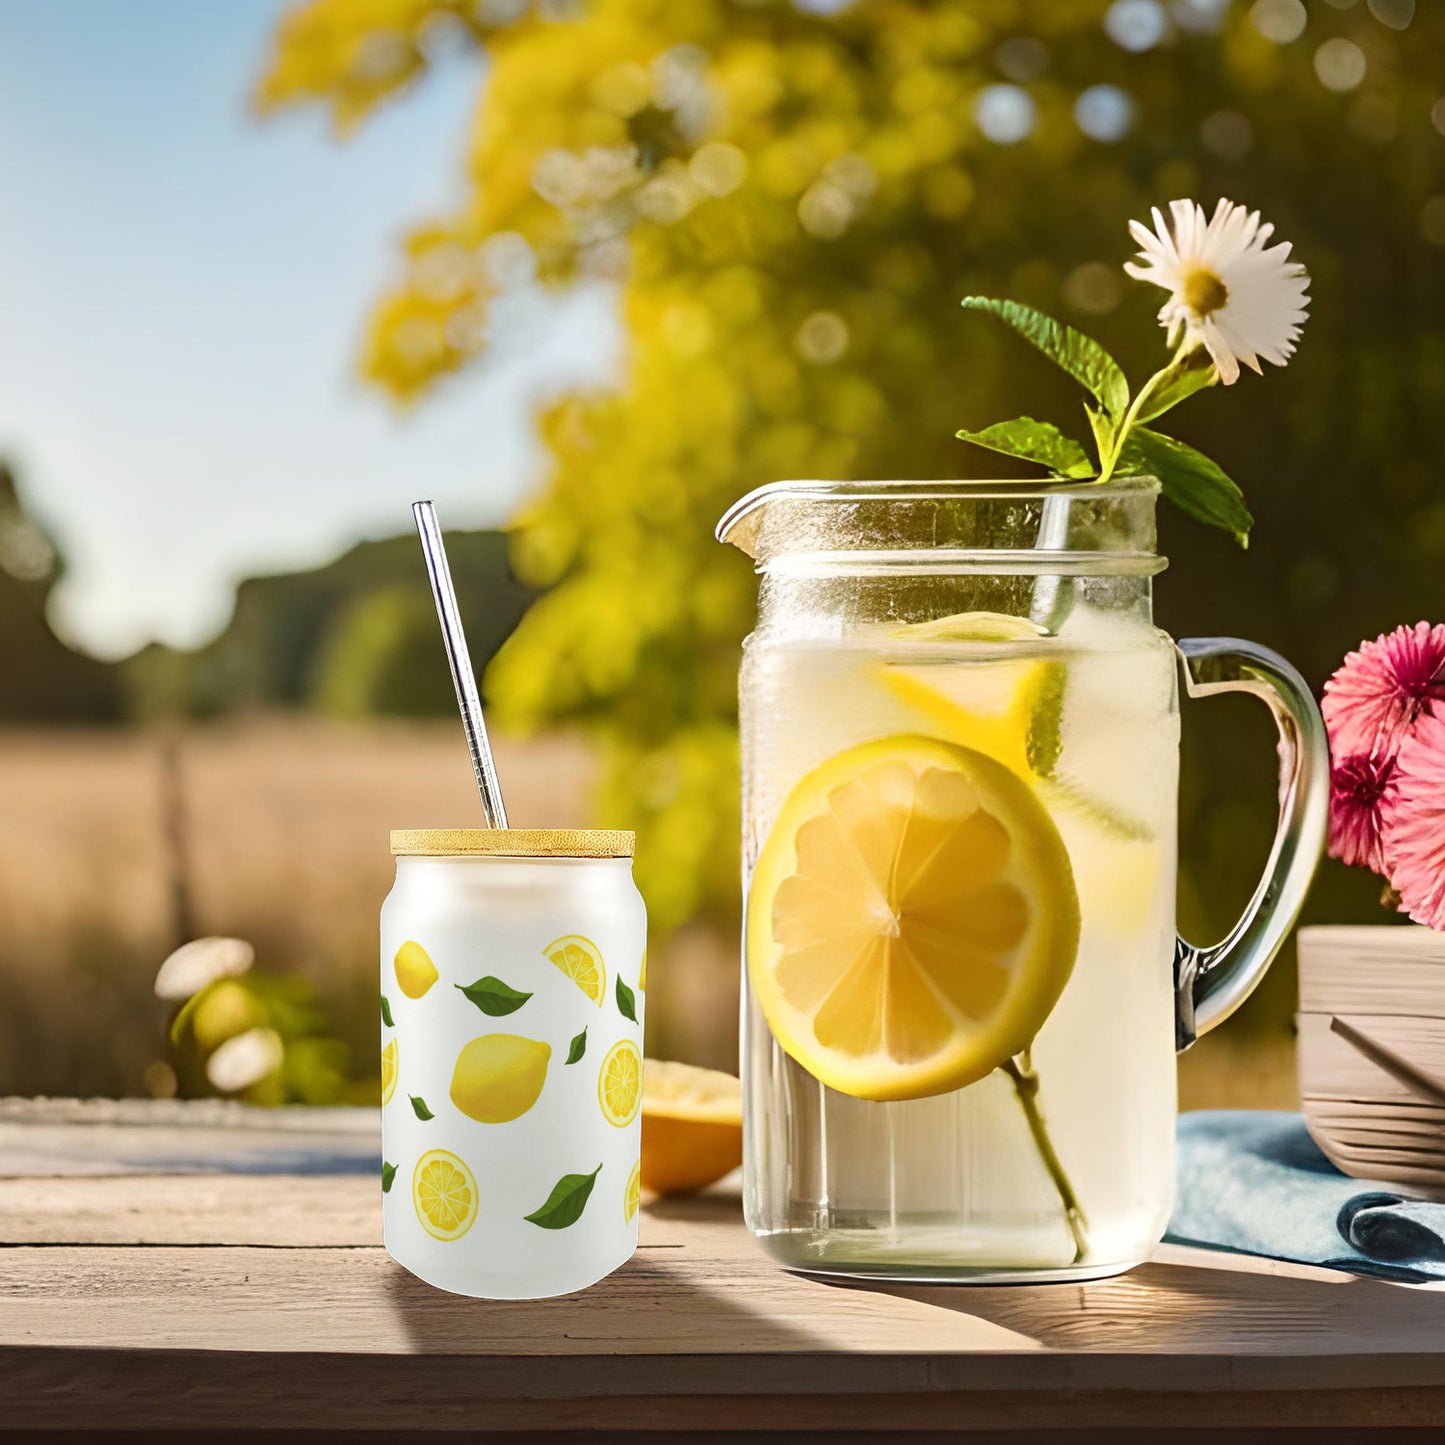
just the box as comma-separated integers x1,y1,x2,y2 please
716,474,1161,548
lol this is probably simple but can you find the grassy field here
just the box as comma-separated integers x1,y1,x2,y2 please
0,717,1295,1107
0,720,592,1095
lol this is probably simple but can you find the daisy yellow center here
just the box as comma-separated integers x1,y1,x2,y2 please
1181,266,1229,318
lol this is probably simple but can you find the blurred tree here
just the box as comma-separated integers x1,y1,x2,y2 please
259,0,1445,1005
0,462,121,722
125,530,534,719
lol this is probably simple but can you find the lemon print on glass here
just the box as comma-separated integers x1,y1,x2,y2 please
747,734,1079,1104
543,934,605,1006
624,1159,641,1224
638,948,647,992
381,1038,398,1106
598,1039,642,1128
413,1149,478,1241
450,1033,551,1124
394,940,439,999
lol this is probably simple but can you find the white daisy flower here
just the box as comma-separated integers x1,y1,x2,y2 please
155,936,255,1001
206,1027,284,1093
1124,198,1310,385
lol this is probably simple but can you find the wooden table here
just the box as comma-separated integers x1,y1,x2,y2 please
3,1100,1444,1439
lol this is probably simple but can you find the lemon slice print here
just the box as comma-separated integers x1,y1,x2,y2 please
747,734,1079,1102
598,1039,642,1128
413,1149,478,1241
544,935,606,1006
381,1038,398,1106
624,1159,642,1224
394,940,439,999
450,1034,551,1124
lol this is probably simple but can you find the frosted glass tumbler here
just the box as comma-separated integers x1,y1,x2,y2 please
381,828,646,1298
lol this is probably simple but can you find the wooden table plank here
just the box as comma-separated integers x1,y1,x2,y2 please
4,1183,1445,1365
0,1097,377,1177
3,1101,1445,1433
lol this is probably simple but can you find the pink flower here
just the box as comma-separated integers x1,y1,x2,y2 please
1384,710,1445,931
1328,751,1398,873
1322,621,1445,761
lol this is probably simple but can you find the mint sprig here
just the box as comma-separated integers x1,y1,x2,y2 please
957,297,1250,545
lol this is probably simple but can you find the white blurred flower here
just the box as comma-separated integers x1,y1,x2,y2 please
1124,198,1310,384
207,1027,284,1093
155,937,254,1001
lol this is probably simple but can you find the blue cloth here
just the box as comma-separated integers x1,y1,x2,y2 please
1167,1110,1445,1284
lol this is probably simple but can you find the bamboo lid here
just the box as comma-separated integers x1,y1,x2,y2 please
390,829,635,858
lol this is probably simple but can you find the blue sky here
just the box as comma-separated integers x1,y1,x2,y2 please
0,1,614,656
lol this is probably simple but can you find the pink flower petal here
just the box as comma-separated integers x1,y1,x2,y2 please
1384,710,1445,931
1328,751,1397,873
1323,621,1445,761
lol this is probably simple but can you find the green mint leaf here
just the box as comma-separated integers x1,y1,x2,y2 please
455,976,533,1017
565,1027,588,1065
524,1163,602,1229
955,417,1095,478
380,995,394,1028
962,298,1129,419
409,1094,435,1121
616,976,638,1023
1136,350,1217,424
381,1161,397,1193
1122,427,1253,546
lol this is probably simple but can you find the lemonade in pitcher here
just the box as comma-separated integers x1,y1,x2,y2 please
721,478,1326,1281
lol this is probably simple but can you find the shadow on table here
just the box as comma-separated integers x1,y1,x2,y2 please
832,1254,1445,1351
382,1191,816,1356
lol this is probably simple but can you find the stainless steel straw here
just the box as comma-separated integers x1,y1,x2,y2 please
1029,492,1071,633
412,500,509,827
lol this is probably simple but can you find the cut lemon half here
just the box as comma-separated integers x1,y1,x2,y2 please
413,1149,478,1241
641,1059,743,1195
598,1039,642,1127
381,1038,398,1106
623,1159,642,1224
544,935,606,1006
747,734,1079,1102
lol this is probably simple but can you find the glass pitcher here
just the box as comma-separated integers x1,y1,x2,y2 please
717,477,1327,1282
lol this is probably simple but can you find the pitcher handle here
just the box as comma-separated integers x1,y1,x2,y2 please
1173,638,1330,1051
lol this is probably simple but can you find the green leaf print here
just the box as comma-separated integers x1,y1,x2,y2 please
524,1164,602,1229
381,1161,397,1193
409,1095,435,1121
565,1027,588,1065
455,976,533,1017
615,976,638,1024
380,996,395,1028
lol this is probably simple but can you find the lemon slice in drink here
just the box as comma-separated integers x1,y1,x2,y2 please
544,935,606,1006
883,610,1151,842
881,611,1054,778
747,734,1079,1102
414,1149,478,1241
